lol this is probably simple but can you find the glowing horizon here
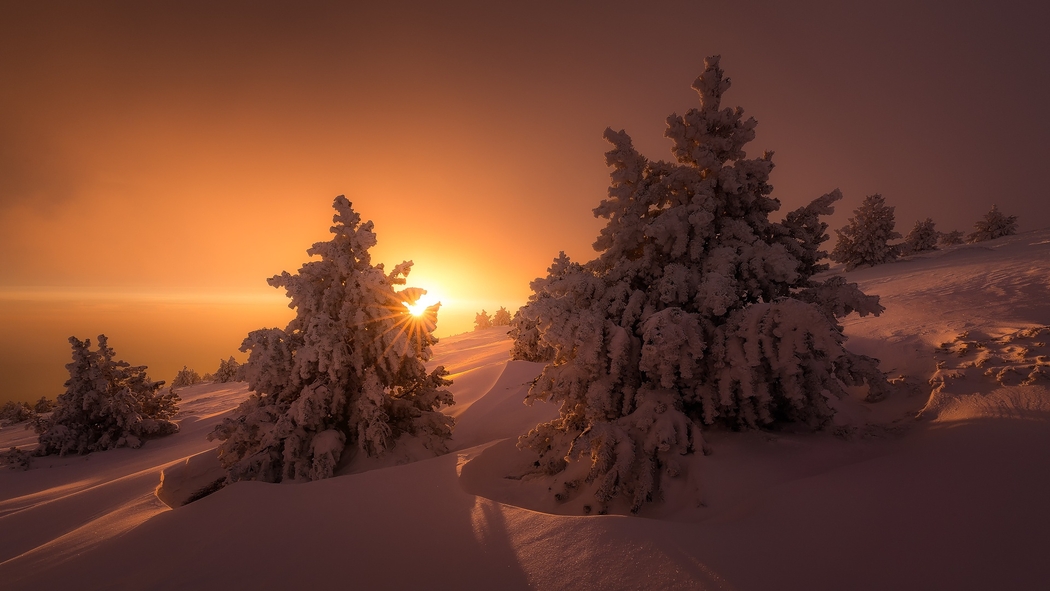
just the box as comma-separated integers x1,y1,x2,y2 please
3,2,1049,406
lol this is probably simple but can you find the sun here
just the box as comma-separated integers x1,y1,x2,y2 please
404,291,441,316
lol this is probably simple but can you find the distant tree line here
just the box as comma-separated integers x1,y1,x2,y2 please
830,198,1018,270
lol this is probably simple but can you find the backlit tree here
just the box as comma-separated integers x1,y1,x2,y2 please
37,335,179,455
210,196,453,483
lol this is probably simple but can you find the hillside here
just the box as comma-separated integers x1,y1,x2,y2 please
2,229,1049,590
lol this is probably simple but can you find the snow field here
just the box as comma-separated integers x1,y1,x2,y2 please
2,230,1050,589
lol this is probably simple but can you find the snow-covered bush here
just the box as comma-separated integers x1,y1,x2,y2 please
33,396,55,414
903,218,939,254
1,447,32,470
213,357,242,383
209,196,453,483
830,194,902,269
172,366,203,388
515,56,887,513
0,401,33,424
940,229,964,246
967,205,1017,243
492,307,512,327
474,310,492,330
36,335,180,456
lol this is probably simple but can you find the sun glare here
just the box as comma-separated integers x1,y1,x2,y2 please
404,291,441,316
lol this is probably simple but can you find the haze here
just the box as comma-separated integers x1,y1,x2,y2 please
2,0,1049,404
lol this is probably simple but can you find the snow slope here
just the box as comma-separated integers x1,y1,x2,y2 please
2,230,1050,590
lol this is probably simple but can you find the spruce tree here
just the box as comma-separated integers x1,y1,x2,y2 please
213,357,242,383
492,307,512,326
903,218,939,254
172,366,202,388
967,205,1018,243
830,194,902,269
37,335,179,455
210,196,453,483
940,229,965,246
514,56,887,513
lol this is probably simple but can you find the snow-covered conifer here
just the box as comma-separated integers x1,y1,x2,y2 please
474,310,492,330
492,307,512,327
36,335,179,455
209,196,453,483
830,194,902,270
940,230,964,246
903,218,939,254
967,205,1018,243
0,401,33,424
516,56,887,513
33,397,55,414
213,357,241,383
172,366,203,388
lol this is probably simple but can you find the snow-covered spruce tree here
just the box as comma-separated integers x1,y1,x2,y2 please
33,396,55,414
213,357,242,383
492,306,512,327
172,366,203,388
830,194,902,270
0,401,33,424
37,335,179,455
474,310,492,330
209,196,453,483
939,229,964,247
516,56,887,513
903,218,939,254
967,205,1018,243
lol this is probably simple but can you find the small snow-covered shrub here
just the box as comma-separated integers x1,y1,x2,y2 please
0,401,34,424
1,447,32,470
474,310,492,330
967,205,1017,243
33,396,55,414
515,56,887,513
209,196,453,483
903,218,939,254
831,194,902,269
36,335,180,456
492,306,512,327
213,357,242,383
172,366,203,388
940,230,964,246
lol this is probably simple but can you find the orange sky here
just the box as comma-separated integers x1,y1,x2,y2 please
2,1,1049,403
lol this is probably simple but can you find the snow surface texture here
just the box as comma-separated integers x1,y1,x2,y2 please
2,231,1050,589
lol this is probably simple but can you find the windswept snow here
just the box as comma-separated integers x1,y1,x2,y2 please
3,230,1050,590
